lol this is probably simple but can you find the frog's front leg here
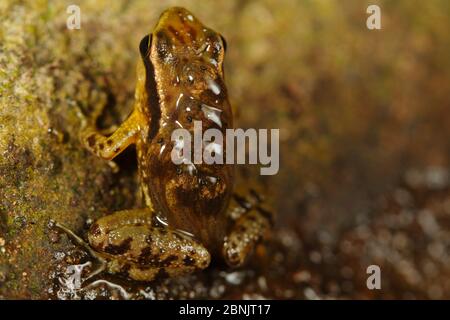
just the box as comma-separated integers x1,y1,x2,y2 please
222,192,273,267
81,110,146,160
56,209,211,282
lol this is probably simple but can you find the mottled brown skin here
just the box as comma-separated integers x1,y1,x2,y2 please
55,7,272,281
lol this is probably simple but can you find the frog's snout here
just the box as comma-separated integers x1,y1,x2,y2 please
155,7,206,47
159,7,196,23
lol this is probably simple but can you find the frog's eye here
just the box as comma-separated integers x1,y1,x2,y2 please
219,35,227,52
139,34,152,58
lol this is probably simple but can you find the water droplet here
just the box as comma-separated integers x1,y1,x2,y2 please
175,120,183,128
173,136,184,150
207,176,218,184
159,144,166,156
207,78,221,95
186,162,197,175
210,58,218,67
176,93,184,109
201,104,222,127
205,142,222,156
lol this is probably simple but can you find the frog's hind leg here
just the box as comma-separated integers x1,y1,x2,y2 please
223,190,274,267
87,209,211,281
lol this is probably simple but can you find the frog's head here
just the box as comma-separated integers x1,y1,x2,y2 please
138,7,227,101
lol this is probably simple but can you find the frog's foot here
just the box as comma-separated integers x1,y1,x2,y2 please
79,109,145,161
223,191,274,267
87,209,211,281
53,221,108,280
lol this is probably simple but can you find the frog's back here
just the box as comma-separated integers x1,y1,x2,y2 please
137,7,233,254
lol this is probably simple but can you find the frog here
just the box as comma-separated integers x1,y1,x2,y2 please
54,7,273,282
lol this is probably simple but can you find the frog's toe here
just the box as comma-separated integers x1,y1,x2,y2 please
223,206,273,268
223,237,248,267
185,243,211,270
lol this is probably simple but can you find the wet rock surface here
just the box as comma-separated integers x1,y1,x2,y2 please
1,1,449,299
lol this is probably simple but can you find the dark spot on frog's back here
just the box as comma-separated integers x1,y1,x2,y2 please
104,237,132,255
